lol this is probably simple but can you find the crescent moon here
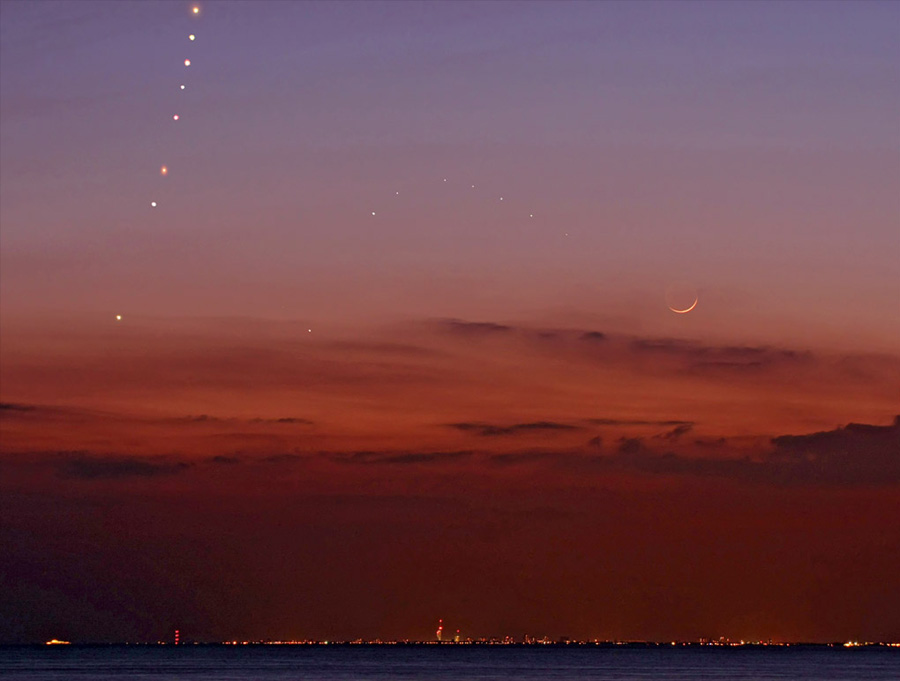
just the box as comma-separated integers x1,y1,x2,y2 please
668,296,698,314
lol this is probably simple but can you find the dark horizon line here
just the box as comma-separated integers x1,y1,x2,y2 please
17,640,900,648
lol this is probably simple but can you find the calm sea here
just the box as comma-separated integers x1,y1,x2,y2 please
1,645,898,680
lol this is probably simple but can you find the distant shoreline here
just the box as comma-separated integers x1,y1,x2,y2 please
6,641,899,649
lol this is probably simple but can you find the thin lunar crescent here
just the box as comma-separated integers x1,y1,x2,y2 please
669,297,698,314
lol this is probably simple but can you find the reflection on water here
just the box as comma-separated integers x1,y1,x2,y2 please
1,645,899,681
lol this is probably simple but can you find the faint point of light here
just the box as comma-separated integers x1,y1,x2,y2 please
189,34,195,41
443,178,447,182
529,213,534,218
180,84,185,90
160,166,168,176
150,201,157,207
499,197,503,201
395,191,399,195
115,315,122,321
371,211,376,216
172,114,179,120
184,59,191,66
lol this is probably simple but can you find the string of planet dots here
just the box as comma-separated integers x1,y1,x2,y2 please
148,4,198,216
128,3,696,321
121,5,200,324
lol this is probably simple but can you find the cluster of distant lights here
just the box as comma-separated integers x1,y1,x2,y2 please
68,639,900,647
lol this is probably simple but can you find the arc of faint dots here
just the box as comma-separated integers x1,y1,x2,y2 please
668,297,698,314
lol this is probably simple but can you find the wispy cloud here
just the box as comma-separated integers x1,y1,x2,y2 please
446,421,581,437
629,338,813,371
56,455,192,480
579,331,608,342
489,450,575,466
0,402,37,412
587,418,694,427
437,319,513,335
179,414,315,425
329,450,474,466
656,423,694,440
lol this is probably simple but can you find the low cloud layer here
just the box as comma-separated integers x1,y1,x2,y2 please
4,417,894,489
3,318,898,492
594,417,899,487
767,417,900,485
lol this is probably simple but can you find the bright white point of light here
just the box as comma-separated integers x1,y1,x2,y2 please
180,84,185,90
150,201,157,207
160,166,168,176
192,6,200,15
115,315,122,321
395,191,399,195
499,197,504,201
184,59,191,66
173,114,179,120
529,214,534,218
308,329,312,333
189,34,196,41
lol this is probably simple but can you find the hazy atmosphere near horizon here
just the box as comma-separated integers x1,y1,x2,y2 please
1,0,898,644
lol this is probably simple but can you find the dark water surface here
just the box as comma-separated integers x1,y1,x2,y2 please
1,645,898,680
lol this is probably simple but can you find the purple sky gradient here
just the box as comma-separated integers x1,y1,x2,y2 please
2,0,897,349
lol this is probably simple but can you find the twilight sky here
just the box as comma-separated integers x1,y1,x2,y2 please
1,1,898,644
